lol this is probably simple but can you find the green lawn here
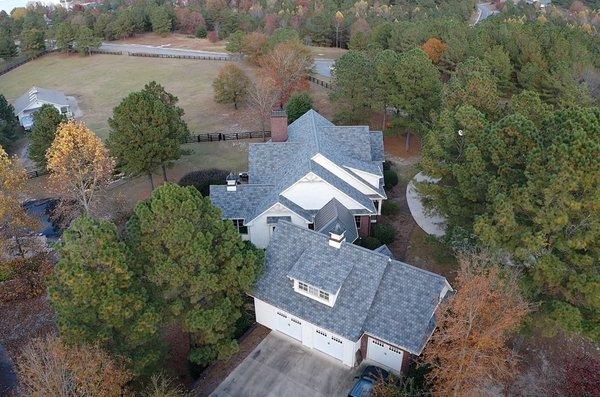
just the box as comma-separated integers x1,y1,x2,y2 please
0,53,257,140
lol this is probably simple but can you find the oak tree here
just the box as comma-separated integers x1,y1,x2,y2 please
422,257,530,396
46,121,115,216
213,63,251,109
0,146,37,257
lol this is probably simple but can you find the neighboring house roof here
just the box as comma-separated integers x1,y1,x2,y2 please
13,86,70,115
253,222,450,355
314,198,358,244
210,110,385,224
374,244,394,258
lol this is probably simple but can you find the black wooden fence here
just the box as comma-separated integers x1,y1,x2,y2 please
0,50,54,76
128,52,228,61
308,75,332,89
187,130,271,142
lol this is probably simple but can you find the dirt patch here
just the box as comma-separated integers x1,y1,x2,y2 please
112,33,227,52
0,293,57,361
384,134,421,159
191,324,270,397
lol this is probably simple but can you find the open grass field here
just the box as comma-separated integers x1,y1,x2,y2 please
0,53,257,140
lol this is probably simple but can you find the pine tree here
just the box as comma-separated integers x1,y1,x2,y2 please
0,30,18,59
125,183,264,365
0,94,19,147
49,216,163,376
28,104,65,169
55,22,75,53
75,26,101,55
108,82,189,189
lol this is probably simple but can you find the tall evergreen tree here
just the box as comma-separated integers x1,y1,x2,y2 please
330,50,374,123
0,29,18,59
49,216,163,376
28,104,65,169
108,82,189,189
55,21,75,53
75,26,101,55
125,183,263,365
0,94,19,147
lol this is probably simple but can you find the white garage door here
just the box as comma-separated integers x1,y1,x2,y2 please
276,311,302,341
314,329,344,361
367,338,404,371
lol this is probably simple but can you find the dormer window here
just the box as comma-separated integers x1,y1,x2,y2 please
294,280,335,305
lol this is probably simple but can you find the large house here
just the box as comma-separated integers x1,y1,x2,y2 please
210,109,386,248
13,87,73,130
252,221,451,373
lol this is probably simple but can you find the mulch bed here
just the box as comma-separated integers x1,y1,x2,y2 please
190,324,270,397
0,294,57,361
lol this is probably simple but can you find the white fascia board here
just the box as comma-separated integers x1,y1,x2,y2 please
245,201,310,226
345,166,383,192
281,171,369,212
312,154,381,196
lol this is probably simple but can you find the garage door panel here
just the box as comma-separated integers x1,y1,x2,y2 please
276,311,302,341
314,329,344,361
367,338,403,371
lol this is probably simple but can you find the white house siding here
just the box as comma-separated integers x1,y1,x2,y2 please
247,203,309,248
281,173,367,212
312,154,380,194
254,297,359,367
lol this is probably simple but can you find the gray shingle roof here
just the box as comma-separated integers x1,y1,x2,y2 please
209,184,273,220
314,198,358,243
370,132,385,162
374,244,394,258
210,110,385,224
13,86,69,115
253,222,450,355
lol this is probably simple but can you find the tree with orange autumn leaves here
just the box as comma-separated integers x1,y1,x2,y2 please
0,146,37,257
422,257,531,396
422,37,447,64
46,121,115,217
260,41,313,107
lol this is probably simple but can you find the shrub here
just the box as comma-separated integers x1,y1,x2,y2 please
381,201,400,216
373,223,396,244
178,169,230,196
196,26,207,38
383,160,392,171
384,169,398,190
359,236,381,250
285,92,313,123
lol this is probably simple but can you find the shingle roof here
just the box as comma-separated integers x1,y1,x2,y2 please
314,198,358,243
211,110,385,223
13,86,69,115
253,222,450,355
374,244,394,258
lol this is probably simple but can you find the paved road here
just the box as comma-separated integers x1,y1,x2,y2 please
474,3,499,24
100,43,336,78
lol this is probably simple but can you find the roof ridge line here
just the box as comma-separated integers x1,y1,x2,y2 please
310,110,321,152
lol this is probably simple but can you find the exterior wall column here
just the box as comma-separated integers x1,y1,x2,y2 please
359,215,371,237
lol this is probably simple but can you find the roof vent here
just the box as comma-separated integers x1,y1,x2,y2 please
329,223,345,249
226,172,237,192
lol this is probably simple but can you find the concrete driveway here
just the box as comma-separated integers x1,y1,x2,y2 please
210,332,361,397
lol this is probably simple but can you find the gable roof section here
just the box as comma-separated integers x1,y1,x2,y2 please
13,86,69,115
209,184,273,220
253,222,450,355
314,198,359,243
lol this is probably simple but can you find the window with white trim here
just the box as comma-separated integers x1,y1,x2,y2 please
294,280,332,304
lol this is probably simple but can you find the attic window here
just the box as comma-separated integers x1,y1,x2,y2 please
297,281,330,302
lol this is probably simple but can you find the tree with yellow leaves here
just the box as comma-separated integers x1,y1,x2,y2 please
0,145,37,257
46,121,115,217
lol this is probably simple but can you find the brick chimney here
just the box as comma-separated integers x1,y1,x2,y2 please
270,109,288,142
